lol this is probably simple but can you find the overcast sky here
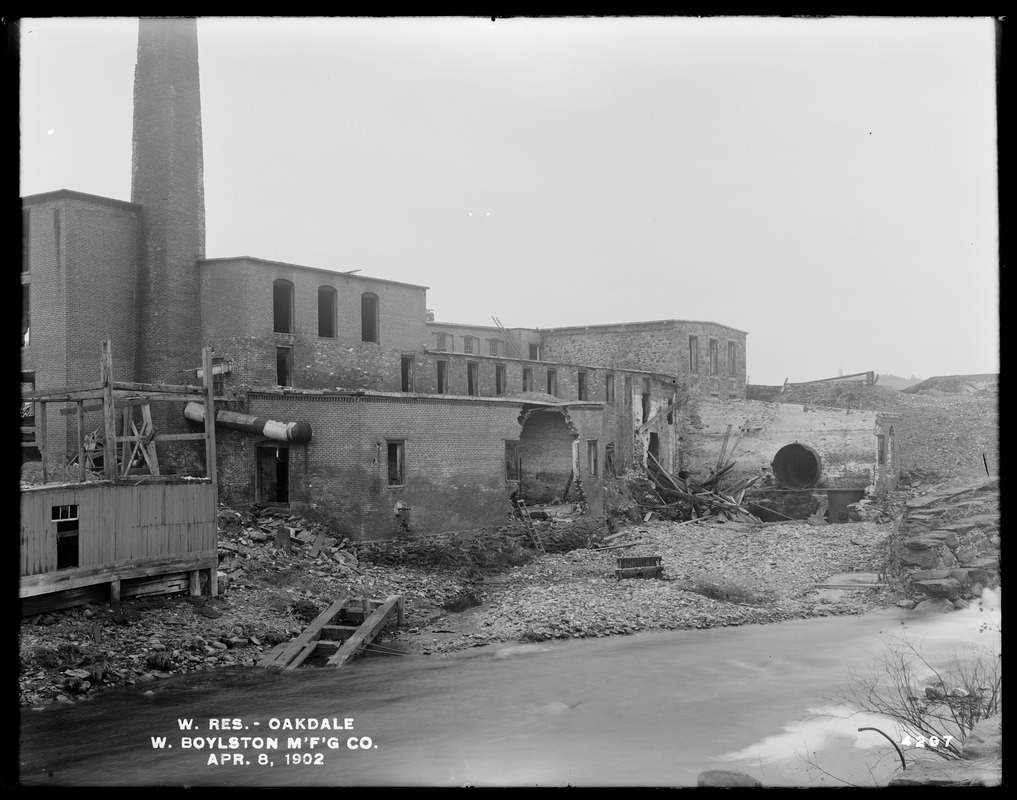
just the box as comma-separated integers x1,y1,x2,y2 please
18,16,999,385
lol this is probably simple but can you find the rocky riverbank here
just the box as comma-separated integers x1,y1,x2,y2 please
19,508,896,708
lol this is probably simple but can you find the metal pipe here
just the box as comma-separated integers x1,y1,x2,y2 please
183,402,312,443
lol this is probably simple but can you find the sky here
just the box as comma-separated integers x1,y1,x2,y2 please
18,16,1000,385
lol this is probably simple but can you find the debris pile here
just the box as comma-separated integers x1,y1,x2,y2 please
635,452,762,523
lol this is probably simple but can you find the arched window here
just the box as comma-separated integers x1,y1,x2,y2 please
361,292,379,343
273,279,294,334
318,286,337,338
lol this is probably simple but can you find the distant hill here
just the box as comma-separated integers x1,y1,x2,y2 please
902,374,998,396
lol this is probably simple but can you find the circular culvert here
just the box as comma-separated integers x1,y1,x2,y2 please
771,443,823,489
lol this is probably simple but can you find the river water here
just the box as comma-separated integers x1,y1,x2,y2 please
19,590,1000,788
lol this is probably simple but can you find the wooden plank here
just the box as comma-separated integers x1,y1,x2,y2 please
112,380,205,395
23,382,105,400
76,402,86,482
110,577,121,611
307,529,328,559
100,341,118,481
258,597,350,670
141,403,160,475
59,397,161,415
282,642,321,672
152,432,210,442
715,424,733,475
320,625,358,641
326,596,402,668
635,393,689,434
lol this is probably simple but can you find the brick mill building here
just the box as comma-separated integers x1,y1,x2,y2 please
21,18,748,538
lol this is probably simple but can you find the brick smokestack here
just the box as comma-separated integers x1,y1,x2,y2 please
131,17,205,390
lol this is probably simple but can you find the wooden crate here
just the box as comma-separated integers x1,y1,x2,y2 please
617,555,662,569
615,555,664,580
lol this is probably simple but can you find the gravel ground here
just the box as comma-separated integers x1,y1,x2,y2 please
18,514,895,707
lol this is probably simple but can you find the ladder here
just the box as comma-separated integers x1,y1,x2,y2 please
514,498,545,552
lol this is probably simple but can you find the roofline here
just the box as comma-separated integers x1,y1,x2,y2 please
539,319,749,336
198,256,429,291
22,189,140,212
427,321,505,332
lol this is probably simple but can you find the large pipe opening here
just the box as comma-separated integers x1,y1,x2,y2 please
771,443,822,489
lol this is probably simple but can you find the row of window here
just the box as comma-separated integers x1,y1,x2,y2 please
387,440,616,487
274,280,380,343
433,333,504,356
689,336,739,377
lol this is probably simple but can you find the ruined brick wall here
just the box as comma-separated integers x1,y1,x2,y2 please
21,193,141,460
200,258,428,391
425,321,512,357
215,393,527,538
541,320,748,399
680,396,878,487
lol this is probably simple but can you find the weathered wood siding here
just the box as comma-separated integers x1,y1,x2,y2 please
20,481,216,578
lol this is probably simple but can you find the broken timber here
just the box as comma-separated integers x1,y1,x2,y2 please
258,595,405,672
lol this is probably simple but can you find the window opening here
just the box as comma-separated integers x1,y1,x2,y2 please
689,335,699,372
361,292,379,343
53,504,79,570
401,356,415,392
463,336,474,354
605,373,615,403
437,360,448,394
605,443,616,476
728,341,737,377
276,346,293,387
522,367,533,392
587,440,598,476
624,376,632,407
318,286,337,338
467,362,479,396
578,371,588,401
495,364,506,395
505,441,520,480
273,279,294,334
435,332,448,351
641,378,651,422
387,440,405,486
529,343,540,361
257,445,289,504
489,339,501,356
546,369,558,397
709,339,719,376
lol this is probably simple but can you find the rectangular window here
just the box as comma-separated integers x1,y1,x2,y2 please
578,371,588,401
522,367,533,392
467,362,479,396
437,360,448,394
495,364,506,394
605,373,615,404
546,369,558,397
21,371,35,429
273,280,294,334
401,356,415,392
387,440,405,486
463,336,474,354
728,341,737,377
624,376,632,407
505,441,520,481
276,346,293,387
529,343,540,361
709,339,719,376
361,293,380,343
605,443,616,476
689,336,699,372
489,339,500,356
318,286,337,338
53,504,79,570
22,284,30,347
587,440,598,476
435,333,448,351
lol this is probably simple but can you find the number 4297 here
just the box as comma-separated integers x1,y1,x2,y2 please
900,735,953,748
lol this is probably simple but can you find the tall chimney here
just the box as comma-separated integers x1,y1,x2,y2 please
131,17,205,390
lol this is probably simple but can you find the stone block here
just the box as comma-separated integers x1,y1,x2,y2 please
914,597,954,614
913,578,962,600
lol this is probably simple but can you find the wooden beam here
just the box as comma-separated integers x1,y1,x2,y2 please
636,393,689,434
59,397,159,415
152,432,209,442
112,380,205,395
202,346,218,488
715,424,733,475
76,402,85,482
19,551,218,597
100,340,118,481
141,403,160,476
109,578,121,612
326,595,403,668
23,381,105,400
258,597,350,670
